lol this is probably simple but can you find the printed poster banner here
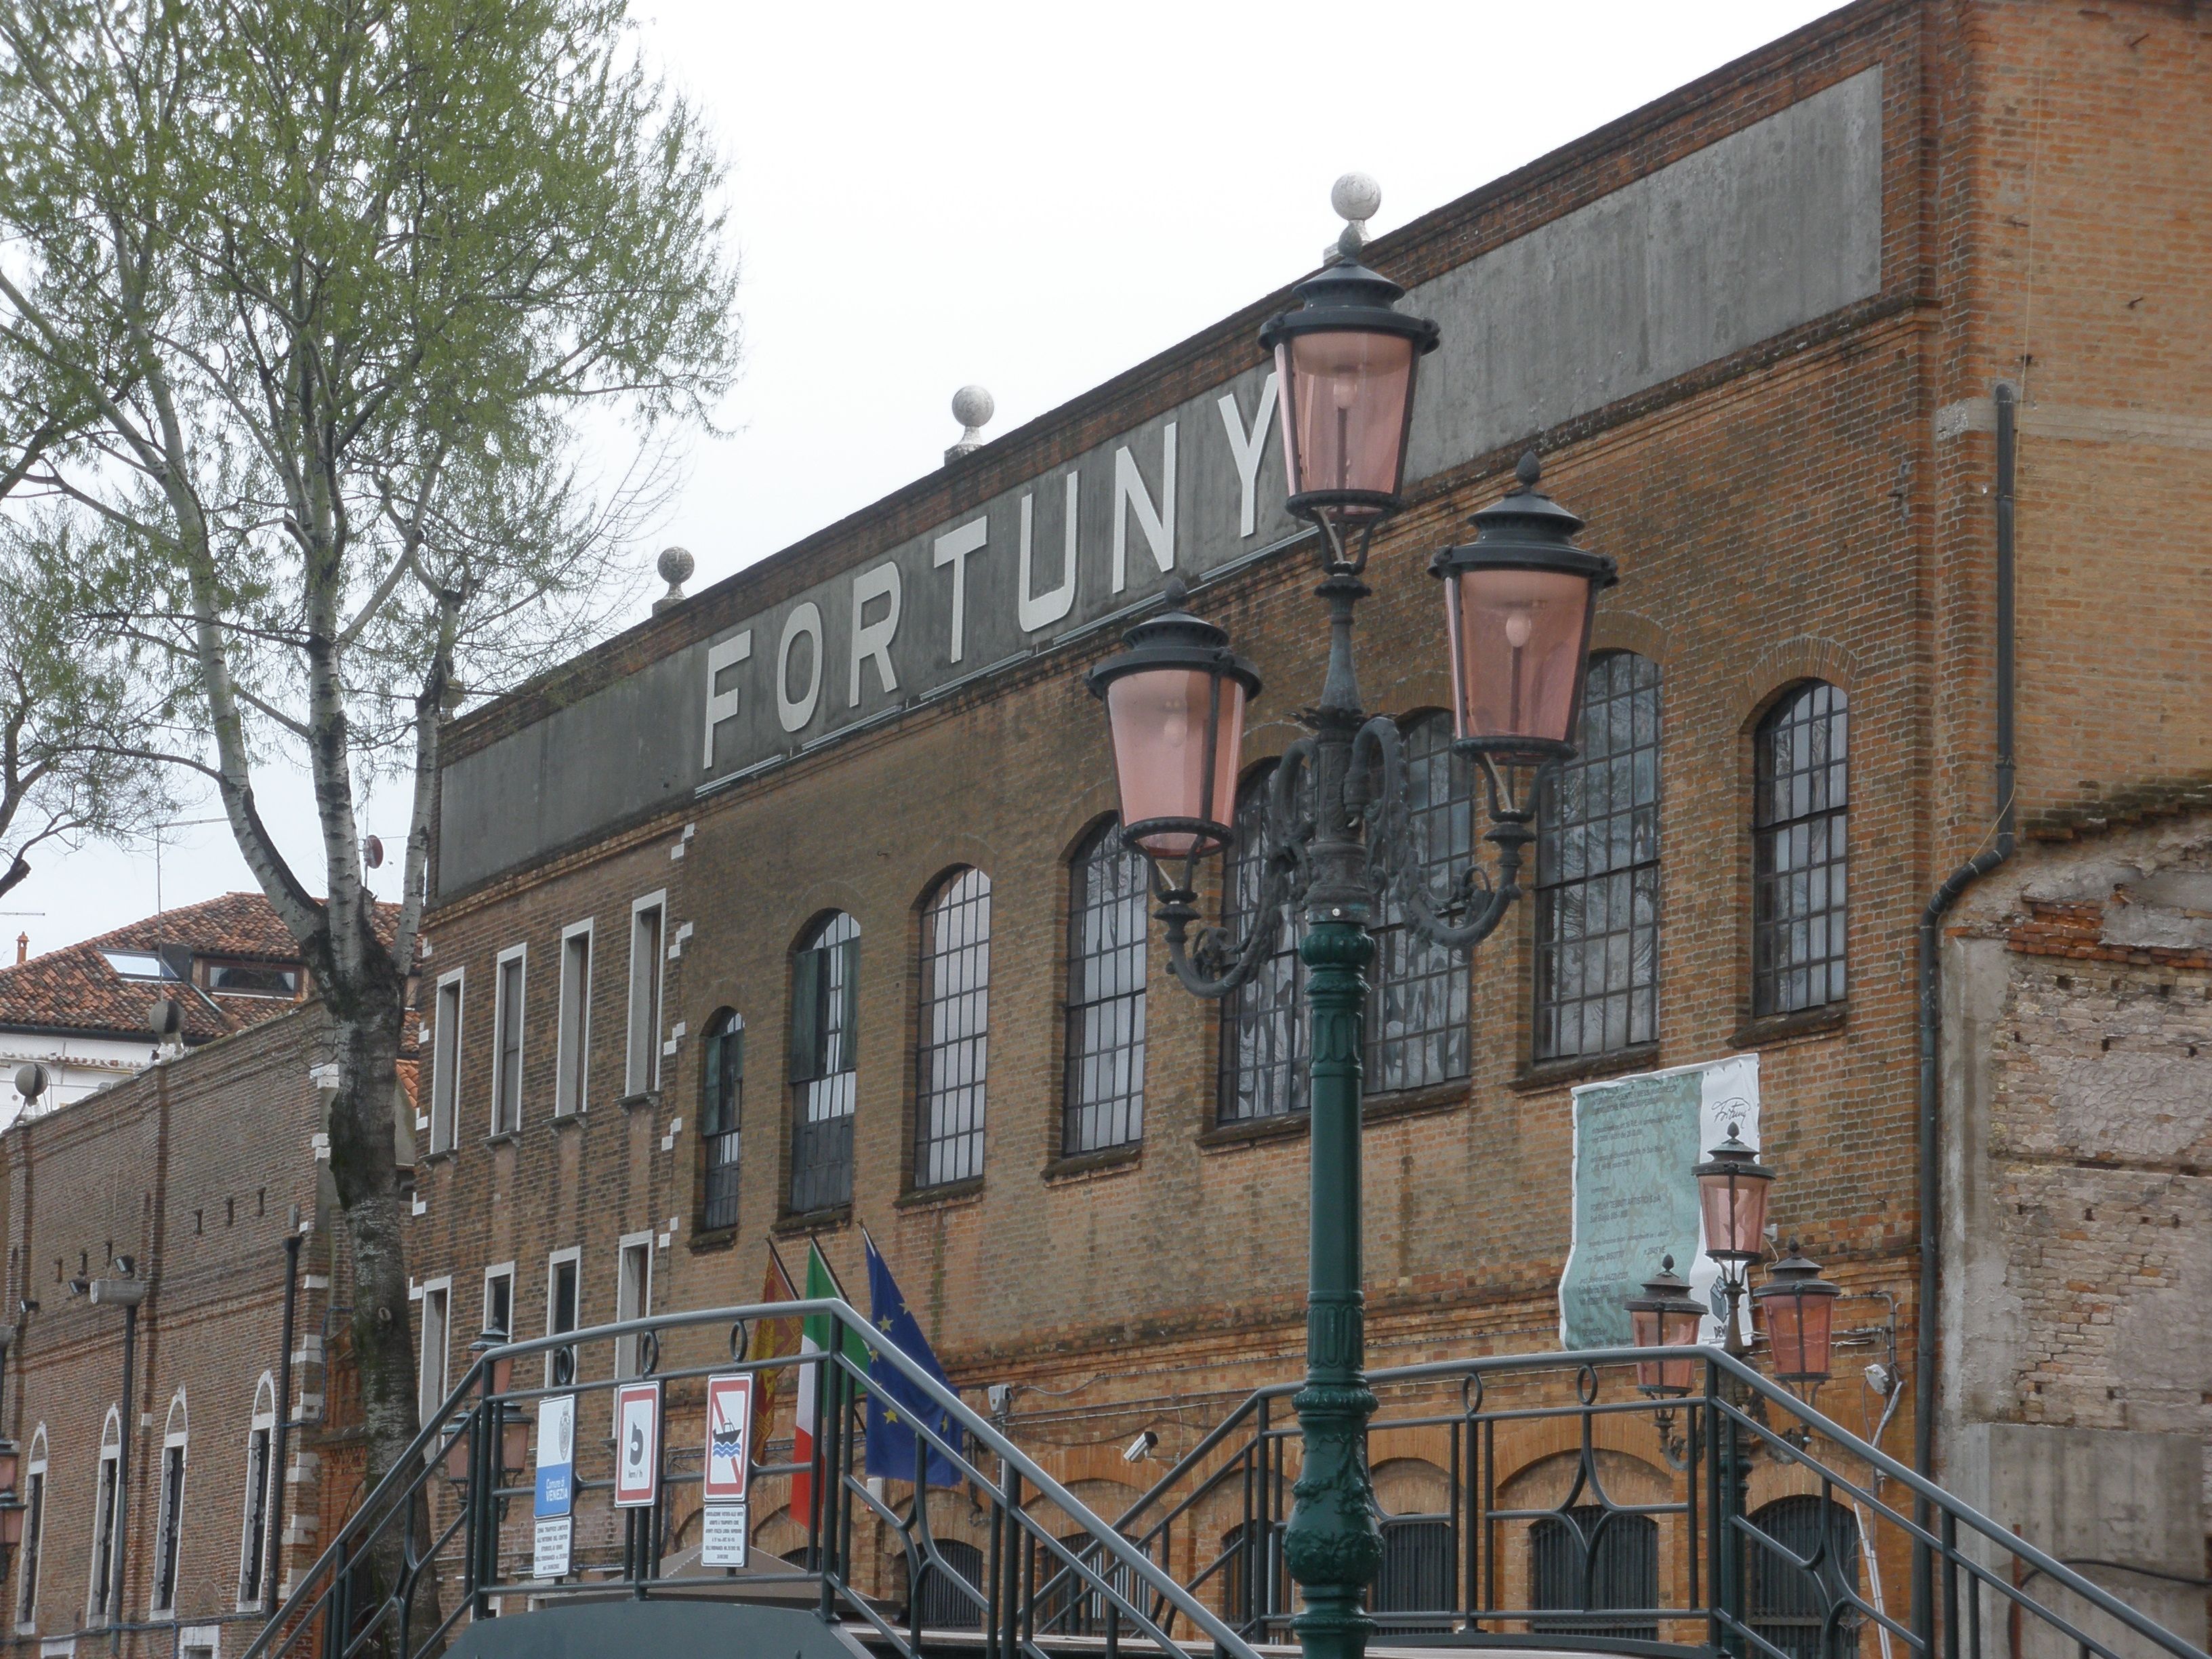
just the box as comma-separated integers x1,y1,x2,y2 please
613,1380,662,1509
533,1395,575,1519
703,1373,756,1504
1557,1053,1761,1350
700,1502,750,1568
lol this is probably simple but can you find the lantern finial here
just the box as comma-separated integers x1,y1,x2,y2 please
1514,449,1541,491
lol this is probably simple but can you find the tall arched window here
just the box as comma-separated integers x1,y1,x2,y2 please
699,1008,743,1231
1218,767,1306,1124
1063,821,1148,1155
86,1406,121,1626
1753,682,1849,1015
790,912,859,1213
238,1374,277,1608
916,868,991,1187
1747,1495,1861,1659
1536,652,1662,1061
151,1389,188,1615
16,1425,45,1629
1369,714,1473,1094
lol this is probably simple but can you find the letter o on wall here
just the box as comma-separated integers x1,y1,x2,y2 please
777,602,824,734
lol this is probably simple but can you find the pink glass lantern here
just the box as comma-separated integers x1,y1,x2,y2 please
1258,255,1438,528
0,1494,22,1548
1754,1243,1841,1385
1430,453,1617,765
1087,583,1261,872
1626,1256,1704,1397
1694,1122,1774,1265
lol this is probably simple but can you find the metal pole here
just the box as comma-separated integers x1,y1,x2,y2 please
266,1229,303,1613
1281,571,1383,1659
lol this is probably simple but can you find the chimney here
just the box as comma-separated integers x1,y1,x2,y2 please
14,933,24,965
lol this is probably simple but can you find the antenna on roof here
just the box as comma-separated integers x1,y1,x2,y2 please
945,386,994,464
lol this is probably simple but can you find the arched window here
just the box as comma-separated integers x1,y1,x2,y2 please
699,1008,743,1231
914,1536,986,1631
1753,682,1849,1015
1535,652,1662,1061
86,1406,121,1626
789,912,859,1213
1369,715,1473,1094
239,1375,277,1608
916,869,991,1187
1748,1496,1862,1659
1373,1517,1453,1634
151,1389,188,1614
1063,822,1148,1155
1218,766,1306,1124
16,1425,45,1628
1529,1505,1659,1639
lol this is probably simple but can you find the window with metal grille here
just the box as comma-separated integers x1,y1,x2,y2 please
914,1537,985,1631
1748,1496,1862,1659
1218,769,1307,1125
87,1411,119,1624
1063,823,1148,1155
1529,1504,1658,1638
239,1374,276,1607
790,912,859,1212
1218,1521,1275,1633
1753,682,1849,1015
152,1436,186,1614
916,869,991,1187
700,1008,743,1231
1369,715,1473,1094
1536,652,1662,1061
1042,1531,1140,1636
1373,1517,1454,1633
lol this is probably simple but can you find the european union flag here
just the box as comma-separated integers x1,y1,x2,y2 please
863,1232,965,1486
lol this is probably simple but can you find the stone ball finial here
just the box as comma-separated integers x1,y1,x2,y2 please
1330,171,1382,226
14,1062,47,1103
946,385,995,464
652,546,694,615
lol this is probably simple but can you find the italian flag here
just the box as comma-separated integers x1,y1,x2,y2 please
790,1242,867,1518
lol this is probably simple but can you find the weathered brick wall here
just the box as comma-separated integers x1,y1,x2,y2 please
0,1009,335,1656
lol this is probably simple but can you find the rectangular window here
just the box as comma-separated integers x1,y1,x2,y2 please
545,1250,580,1385
483,1264,514,1342
614,1234,653,1379
1368,718,1473,1094
916,872,991,1185
430,972,464,1154
491,947,525,1135
16,1465,41,1629
1063,826,1147,1155
788,914,859,1212
700,1014,743,1231
555,922,593,1117
151,1441,186,1614
626,895,667,1097
417,1282,451,1426
237,1428,270,1607
87,1446,118,1624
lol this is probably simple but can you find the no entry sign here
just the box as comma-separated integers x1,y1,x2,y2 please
703,1373,755,1504
613,1380,661,1507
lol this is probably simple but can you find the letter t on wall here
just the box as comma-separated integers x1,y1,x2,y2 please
701,631,753,769
933,518,988,664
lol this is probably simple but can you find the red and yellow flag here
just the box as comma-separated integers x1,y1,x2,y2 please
749,1240,802,1450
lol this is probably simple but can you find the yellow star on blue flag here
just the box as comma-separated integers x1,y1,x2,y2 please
863,1230,964,1487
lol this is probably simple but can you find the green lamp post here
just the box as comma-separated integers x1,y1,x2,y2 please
1086,203,1616,1659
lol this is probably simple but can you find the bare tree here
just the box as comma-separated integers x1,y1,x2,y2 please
0,0,738,1605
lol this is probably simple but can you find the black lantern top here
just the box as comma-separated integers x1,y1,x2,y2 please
1258,248,1440,525
1626,1254,1703,1323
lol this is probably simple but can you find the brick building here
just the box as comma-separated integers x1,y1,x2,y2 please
399,0,2210,1638
14,0,2207,1652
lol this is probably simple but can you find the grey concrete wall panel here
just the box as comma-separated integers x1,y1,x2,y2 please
438,68,1883,897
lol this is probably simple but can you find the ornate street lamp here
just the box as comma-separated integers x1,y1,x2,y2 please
1088,192,1615,1659
1754,1242,1840,1399
1694,1122,1772,1354
1627,1256,1704,1399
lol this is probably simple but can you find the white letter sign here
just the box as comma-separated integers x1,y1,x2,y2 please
849,562,902,706
701,631,753,769
1111,423,1177,593
1216,374,1279,538
932,518,987,664
1017,477,1079,634
776,604,823,734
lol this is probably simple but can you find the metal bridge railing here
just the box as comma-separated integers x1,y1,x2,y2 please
239,1298,1261,1659
1098,1345,2208,1659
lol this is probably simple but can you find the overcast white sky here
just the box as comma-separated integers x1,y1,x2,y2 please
26,0,1842,959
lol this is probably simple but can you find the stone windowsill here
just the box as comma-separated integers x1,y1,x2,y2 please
1361,1082,1465,1125
1197,1111,1310,1153
773,1203,853,1237
1511,1043,1663,1094
1732,1002,1848,1050
897,1175,986,1211
1041,1142,1142,1185
616,1090,661,1114
483,1130,520,1148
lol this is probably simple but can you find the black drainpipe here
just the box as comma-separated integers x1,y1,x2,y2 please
1912,381,2018,1644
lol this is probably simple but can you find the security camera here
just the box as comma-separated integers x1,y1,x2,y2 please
1122,1429,1158,1464
986,1383,1014,1419
1864,1361,1893,1396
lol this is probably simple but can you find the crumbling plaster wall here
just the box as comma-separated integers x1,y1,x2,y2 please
1940,815,2210,1647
